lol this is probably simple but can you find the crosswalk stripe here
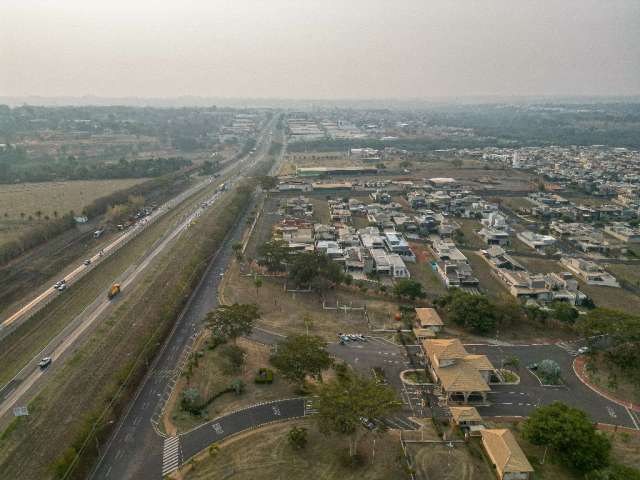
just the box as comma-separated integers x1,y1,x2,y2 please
162,436,181,476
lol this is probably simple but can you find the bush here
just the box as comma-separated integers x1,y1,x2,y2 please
254,368,274,384
287,426,308,450
220,344,245,374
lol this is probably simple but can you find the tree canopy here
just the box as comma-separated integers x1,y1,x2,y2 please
436,289,497,334
206,303,259,344
257,239,291,272
315,371,401,455
523,402,611,473
393,279,426,302
289,251,344,292
270,334,333,387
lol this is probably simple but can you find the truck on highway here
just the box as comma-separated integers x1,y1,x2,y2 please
94,228,105,239
107,283,121,300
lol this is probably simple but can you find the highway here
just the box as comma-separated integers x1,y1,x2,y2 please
0,118,277,430
90,121,284,479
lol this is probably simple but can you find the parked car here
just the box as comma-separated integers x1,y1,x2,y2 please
38,357,52,369
577,346,590,355
360,417,376,430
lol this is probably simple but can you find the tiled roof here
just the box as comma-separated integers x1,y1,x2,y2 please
481,429,534,476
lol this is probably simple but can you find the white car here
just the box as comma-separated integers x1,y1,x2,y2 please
577,346,590,355
38,357,52,369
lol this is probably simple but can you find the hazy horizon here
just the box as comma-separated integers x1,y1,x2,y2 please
2,0,640,100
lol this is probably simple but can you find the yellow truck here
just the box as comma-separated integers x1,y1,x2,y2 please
107,283,121,300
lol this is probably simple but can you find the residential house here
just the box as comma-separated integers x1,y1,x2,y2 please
516,231,556,252
560,257,620,287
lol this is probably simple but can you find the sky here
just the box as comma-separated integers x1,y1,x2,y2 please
1,0,639,100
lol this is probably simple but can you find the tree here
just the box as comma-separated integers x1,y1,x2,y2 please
452,158,463,168
258,175,278,191
271,335,333,388
303,314,314,336
551,301,579,324
254,277,263,297
287,426,308,450
440,289,497,334
232,242,243,260
503,356,520,371
537,359,561,384
586,464,640,480
206,303,259,344
393,279,426,302
289,252,344,295
523,402,611,473
315,372,401,457
257,239,291,272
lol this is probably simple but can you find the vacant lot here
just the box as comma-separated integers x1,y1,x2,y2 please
407,440,493,480
0,179,147,248
463,249,510,298
585,353,640,405
579,282,640,314
222,262,376,339
183,419,406,480
167,337,296,433
512,255,562,274
607,263,640,289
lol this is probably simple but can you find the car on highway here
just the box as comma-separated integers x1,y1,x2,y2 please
56,284,67,291
38,357,52,369
83,259,91,266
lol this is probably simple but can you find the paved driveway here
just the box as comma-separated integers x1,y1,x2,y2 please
465,343,640,429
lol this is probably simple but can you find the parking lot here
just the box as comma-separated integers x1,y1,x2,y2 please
465,343,640,429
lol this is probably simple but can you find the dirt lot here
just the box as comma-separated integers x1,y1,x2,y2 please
167,337,296,433
407,440,493,480
182,419,406,480
0,179,146,247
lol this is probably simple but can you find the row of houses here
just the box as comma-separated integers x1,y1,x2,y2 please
480,246,591,304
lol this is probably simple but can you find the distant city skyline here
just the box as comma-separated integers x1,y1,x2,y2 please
2,0,639,100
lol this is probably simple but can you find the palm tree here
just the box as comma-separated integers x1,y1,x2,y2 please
254,277,263,297
53,210,58,218
20,212,25,220
35,210,42,220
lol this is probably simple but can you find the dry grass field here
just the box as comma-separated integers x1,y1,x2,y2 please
0,179,146,246
407,440,493,480
167,337,297,433
182,419,407,480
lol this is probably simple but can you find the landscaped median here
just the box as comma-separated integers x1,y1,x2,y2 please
0,179,260,480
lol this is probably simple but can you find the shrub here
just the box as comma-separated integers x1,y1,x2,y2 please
254,368,274,384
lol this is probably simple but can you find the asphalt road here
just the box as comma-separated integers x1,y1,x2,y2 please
465,343,640,428
90,119,279,480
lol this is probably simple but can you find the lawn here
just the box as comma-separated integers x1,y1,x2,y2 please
166,337,296,433
182,419,407,480
0,179,146,246
512,255,562,274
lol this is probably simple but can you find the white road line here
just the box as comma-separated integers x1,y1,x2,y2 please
626,407,640,430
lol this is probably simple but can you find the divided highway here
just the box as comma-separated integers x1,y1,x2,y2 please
0,118,277,430
90,121,284,479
